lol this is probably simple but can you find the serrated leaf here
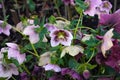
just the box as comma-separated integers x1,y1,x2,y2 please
68,58,79,69
84,37,99,47
48,15,56,24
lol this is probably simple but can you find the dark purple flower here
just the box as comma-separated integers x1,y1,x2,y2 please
49,74,64,80
83,70,91,79
97,77,114,80
104,45,120,72
61,68,83,80
96,44,120,72
99,9,120,33
32,65,44,76
62,0,75,6
20,72,29,80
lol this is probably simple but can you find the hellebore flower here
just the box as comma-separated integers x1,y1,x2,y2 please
54,20,70,29
0,63,18,79
49,74,64,80
50,29,73,47
61,45,84,58
83,0,102,16
96,1,112,15
0,20,12,36
99,9,120,33
38,51,55,66
62,0,75,6
44,23,57,32
43,64,61,72
96,44,120,72
101,28,114,57
6,43,26,64
104,45,120,72
61,68,83,80
20,72,29,80
23,25,39,44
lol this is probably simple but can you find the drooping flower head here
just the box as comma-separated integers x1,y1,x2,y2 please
99,9,120,33
62,0,75,6
83,70,91,79
50,29,73,47
61,68,83,80
43,64,61,72
101,28,114,57
23,25,40,44
6,43,26,64
0,63,19,79
83,0,102,16
0,20,12,36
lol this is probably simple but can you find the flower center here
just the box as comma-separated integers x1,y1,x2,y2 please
103,2,110,9
58,32,66,39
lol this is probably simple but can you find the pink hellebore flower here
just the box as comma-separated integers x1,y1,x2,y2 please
44,23,57,32
99,9,120,33
101,28,114,57
43,64,61,72
0,63,19,79
0,20,12,36
23,25,39,44
84,0,102,16
50,29,73,47
6,43,26,64
96,1,112,14
62,0,75,6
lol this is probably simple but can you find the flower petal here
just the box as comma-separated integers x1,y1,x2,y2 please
50,37,60,47
6,43,19,50
43,64,61,72
101,28,114,57
61,46,84,58
2,24,12,36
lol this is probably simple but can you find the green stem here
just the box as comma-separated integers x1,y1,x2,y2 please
80,26,97,33
86,49,95,63
11,76,16,80
30,42,39,57
21,64,31,75
54,0,61,16
25,49,39,58
1,0,6,20
56,17,69,22
73,15,81,39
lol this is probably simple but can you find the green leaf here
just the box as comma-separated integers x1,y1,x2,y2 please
84,37,99,47
26,55,33,62
68,58,79,69
77,63,97,73
39,27,47,41
34,17,39,26
84,46,97,59
48,15,56,24
75,0,88,10
28,0,35,12
24,41,47,50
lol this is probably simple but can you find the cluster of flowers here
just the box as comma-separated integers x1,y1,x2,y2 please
0,0,120,80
